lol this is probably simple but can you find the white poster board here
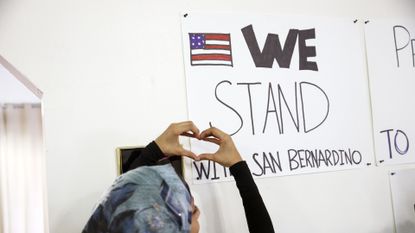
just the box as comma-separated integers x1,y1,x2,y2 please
365,20,415,165
390,169,415,233
182,13,374,184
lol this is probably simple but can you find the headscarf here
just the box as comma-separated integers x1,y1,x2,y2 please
82,164,192,233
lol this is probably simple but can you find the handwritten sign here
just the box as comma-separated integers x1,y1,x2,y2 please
365,20,415,165
390,169,415,232
182,13,374,184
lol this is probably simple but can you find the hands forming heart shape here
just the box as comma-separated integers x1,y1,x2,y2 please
155,121,242,167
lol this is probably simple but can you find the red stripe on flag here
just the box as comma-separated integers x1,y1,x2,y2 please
192,54,232,61
205,45,231,50
205,34,230,41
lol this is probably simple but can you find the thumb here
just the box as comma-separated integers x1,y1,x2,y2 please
198,153,215,161
179,148,198,160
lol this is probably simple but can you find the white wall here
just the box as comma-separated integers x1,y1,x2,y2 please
0,0,414,233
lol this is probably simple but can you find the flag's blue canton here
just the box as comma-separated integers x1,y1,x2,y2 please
190,34,205,49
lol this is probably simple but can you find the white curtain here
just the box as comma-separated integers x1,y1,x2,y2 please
0,104,47,233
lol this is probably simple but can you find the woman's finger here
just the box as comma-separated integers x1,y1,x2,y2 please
198,153,215,161
176,121,200,138
200,127,227,140
179,148,199,161
201,137,221,145
180,131,198,138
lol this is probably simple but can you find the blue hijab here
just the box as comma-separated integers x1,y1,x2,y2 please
82,164,192,233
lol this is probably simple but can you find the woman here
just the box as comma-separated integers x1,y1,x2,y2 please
82,121,275,233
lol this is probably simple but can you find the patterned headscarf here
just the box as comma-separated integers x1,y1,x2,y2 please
82,164,193,233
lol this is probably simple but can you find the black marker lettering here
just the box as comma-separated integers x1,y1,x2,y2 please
298,29,318,71
252,153,264,176
193,161,211,180
393,25,411,67
352,150,362,164
394,129,409,155
278,83,300,133
241,25,298,69
380,129,394,159
237,82,261,135
299,81,330,133
211,162,220,180
270,152,283,172
214,80,243,136
263,82,282,134
288,149,299,171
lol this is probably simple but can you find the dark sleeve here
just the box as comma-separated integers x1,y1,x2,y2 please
230,161,275,233
125,141,166,170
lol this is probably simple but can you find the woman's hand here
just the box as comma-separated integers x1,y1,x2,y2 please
155,121,200,160
198,127,242,167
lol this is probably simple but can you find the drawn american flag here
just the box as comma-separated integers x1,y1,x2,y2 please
189,33,233,66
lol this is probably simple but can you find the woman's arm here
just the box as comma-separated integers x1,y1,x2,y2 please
230,161,275,233
124,141,165,170
198,127,275,233
124,121,200,170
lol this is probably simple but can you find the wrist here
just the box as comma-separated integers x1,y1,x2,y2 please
153,139,167,157
229,153,243,167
